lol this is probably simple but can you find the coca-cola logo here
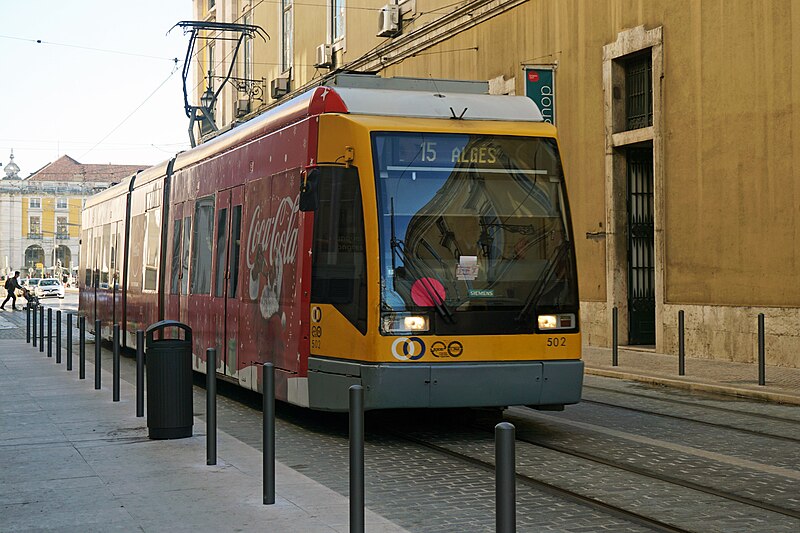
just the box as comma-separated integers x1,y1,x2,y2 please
246,195,300,273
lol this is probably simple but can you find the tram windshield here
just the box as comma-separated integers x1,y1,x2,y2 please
372,132,577,334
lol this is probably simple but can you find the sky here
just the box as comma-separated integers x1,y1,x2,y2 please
0,1,195,178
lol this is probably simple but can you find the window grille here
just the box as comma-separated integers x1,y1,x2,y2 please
625,53,652,130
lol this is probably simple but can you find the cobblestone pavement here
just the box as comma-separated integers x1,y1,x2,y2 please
4,300,799,532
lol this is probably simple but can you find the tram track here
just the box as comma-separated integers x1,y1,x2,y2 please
583,384,800,425
579,398,800,444
393,431,691,533
511,431,800,521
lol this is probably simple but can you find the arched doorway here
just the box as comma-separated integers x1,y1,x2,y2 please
24,245,45,272
56,245,72,269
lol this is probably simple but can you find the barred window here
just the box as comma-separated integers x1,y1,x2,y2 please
625,52,652,131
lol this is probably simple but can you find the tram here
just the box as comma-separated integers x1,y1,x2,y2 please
80,74,583,411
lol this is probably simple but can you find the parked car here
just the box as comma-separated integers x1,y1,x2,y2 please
35,279,65,299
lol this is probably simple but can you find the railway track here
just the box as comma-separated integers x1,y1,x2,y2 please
583,384,800,425
579,398,800,444
511,431,800,521
396,432,691,533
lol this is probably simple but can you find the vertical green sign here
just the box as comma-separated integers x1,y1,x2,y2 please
524,66,555,124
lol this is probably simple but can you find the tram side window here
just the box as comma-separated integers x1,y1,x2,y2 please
143,210,161,291
311,167,367,334
170,219,181,295
191,197,214,295
93,233,102,288
228,205,242,298
100,223,111,288
82,229,92,287
214,207,228,297
181,216,191,294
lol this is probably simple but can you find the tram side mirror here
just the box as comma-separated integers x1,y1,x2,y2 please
299,168,320,212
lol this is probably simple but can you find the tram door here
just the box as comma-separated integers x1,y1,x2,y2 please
627,148,655,345
211,187,244,379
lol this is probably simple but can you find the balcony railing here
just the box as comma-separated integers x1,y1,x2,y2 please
27,232,42,240
56,232,70,240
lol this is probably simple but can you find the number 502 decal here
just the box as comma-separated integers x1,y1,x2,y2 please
546,337,567,347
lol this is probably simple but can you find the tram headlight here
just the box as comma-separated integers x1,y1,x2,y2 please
381,313,430,333
537,313,576,330
538,315,558,329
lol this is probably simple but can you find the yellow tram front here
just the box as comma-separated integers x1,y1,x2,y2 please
305,92,582,411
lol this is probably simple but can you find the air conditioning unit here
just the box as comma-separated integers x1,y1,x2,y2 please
314,43,333,69
377,4,401,37
236,98,250,118
270,77,290,99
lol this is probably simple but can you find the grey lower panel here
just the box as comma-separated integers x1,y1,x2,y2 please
308,357,583,411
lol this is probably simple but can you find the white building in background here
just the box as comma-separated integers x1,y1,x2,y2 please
0,151,144,280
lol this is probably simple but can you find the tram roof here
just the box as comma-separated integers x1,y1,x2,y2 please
88,77,548,202
172,81,543,172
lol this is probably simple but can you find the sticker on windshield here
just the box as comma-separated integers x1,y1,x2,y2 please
456,255,478,280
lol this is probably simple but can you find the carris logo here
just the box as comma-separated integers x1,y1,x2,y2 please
391,337,425,361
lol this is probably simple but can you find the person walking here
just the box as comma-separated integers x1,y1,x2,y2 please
1,271,23,310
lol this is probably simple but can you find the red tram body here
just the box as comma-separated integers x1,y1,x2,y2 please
81,75,584,411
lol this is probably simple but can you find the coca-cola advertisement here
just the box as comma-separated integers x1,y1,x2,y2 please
241,173,302,373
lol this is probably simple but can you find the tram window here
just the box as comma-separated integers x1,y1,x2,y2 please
93,234,101,288
129,214,145,290
82,229,92,286
214,207,228,297
143,210,161,291
228,205,242,298
311,167,367,334
100,223,111,288
170,219,181,295
191,197,214,295
181,216,191,294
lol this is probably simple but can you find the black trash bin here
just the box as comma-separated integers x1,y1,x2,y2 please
145,320,193,439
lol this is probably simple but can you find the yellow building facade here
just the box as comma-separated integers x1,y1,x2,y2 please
1,153,141,279
191,0,800,368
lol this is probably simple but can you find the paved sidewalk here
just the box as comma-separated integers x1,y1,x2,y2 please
0,335,407,532
583,344,800,405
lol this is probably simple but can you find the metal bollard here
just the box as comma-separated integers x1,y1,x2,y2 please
263,362,275,505
495,422,516,533
678,310,685,376
136,330,144,417
758,313,766,386
56,310,62,364
207,348,217,466
79,316,86,379
39,305,44,353
349,384,364,533
26,304,31,343
47,308,53,358
66,313,73,371
94,319,101,390
32,304,37,347
113,324,120,401
612,306,618,366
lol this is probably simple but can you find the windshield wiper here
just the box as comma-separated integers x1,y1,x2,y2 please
514,241,569,322
390,198,455,324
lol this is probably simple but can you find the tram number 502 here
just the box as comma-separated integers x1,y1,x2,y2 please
546,337,566,347
311,325,322,350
